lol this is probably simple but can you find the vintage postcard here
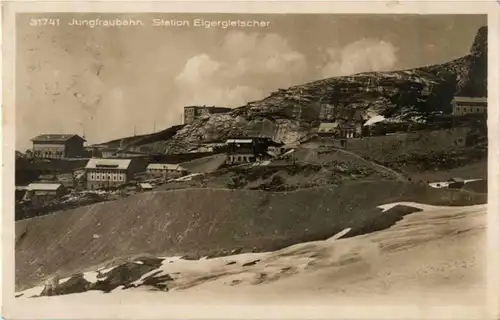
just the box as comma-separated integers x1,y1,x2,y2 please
2,1,500,319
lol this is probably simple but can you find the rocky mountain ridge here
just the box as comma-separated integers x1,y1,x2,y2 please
99,26,486,153
159,26,486,153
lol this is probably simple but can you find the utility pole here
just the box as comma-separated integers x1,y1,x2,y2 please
133,125,136,136
80,122,85,139
153,120,156,133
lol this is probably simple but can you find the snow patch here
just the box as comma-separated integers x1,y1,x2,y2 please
59,277,71,285
130,267,164,286
377,201,484,213
429,178,483,189
98,266,117,274
82,272,99,283
111,285,125,293
170,173,203,182
18,285,44,298
364,115,385,126
327,228,351,242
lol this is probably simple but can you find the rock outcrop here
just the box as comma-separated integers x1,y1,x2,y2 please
162,26,486,153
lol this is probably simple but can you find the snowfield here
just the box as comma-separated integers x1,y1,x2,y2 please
11,202,491,320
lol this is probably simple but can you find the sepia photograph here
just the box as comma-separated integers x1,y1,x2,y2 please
2,3,499,319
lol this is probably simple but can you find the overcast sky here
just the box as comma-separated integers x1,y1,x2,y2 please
16,13,486,150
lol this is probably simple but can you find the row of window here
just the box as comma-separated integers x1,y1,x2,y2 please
88,173,125,181
319,129,356,136
227,155,256,163
455,106,486,114
88,169,126,174
147,168,180,173
33,150,64,158
88,183,117,190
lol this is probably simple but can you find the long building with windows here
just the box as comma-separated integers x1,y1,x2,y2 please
146,163,188,179
84,158,146,190
31,134,86,159
451,96,487,116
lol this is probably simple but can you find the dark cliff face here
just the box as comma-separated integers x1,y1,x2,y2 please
470,26,488,58
161,26,486,152
458,26,487,97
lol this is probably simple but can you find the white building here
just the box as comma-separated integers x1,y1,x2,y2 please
85,158,133,190
146,163,188,179
139,183,154,191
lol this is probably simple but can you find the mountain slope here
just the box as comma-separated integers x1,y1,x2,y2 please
100,26,486,154
94,124,184,150
17,202,486,305
16,181,486,291
163,27,486,153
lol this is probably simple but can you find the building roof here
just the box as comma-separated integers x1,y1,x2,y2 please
225,139,254,144
85,158,132,170
147,163,187,171
185,105,231,110
27,183,63,191
453,96,487,104
318,122,358,133
32,134,86,143
318,122,339,133
139,183,153,189
203,142,226,147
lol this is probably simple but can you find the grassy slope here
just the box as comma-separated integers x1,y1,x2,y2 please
16,181,486,290
178,154,228,174
406,160,487,182
160,147,406,192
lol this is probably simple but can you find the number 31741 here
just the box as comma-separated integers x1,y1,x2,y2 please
29,18,60,27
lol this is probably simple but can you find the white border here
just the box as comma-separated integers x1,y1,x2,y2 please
2,1,499,319
486,7,500,320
